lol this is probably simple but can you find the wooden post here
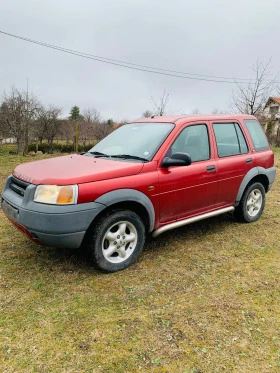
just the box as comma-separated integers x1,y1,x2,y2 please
75,123,79,153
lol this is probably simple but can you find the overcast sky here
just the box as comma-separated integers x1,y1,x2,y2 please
1,0,279,121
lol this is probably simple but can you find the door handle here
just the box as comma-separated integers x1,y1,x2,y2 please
206,165,216,172
246,158,253,164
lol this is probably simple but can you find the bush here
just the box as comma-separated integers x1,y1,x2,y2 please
28,143,55,153
79,143,95,152
28,142,95,154
61,144,74,153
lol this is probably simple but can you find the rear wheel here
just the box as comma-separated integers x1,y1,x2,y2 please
89,210,145,272
234,182,265,223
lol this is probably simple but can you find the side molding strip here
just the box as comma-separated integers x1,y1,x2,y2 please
152,206,235,238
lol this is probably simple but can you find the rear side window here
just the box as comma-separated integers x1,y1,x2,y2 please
213,122,248,157
244,119,269,151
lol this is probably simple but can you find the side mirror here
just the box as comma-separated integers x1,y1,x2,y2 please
161,152,192,168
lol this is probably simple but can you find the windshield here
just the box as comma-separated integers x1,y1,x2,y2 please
87,122,174,162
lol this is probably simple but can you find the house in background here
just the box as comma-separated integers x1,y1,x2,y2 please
262,97,280,144
263,97,280,120
3,137,16,144
0,137,17,151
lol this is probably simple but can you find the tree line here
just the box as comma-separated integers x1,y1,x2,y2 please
0,87,114,154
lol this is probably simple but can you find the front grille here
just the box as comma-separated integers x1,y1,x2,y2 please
10,176,30,197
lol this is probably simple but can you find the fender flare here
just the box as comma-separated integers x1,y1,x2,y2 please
235,167,270,206
95,189,155,232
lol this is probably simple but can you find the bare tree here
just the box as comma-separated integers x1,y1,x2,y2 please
118,118,128,127
231,59,278,116
142,110,153,118
60,119,74,145
212,108,228,114
83,108,100,123
0,86,41,154
93,120,113,142
0,105,10,139
80,108,101,146
192,108,200,114
36,105,62,153
151,90,169,116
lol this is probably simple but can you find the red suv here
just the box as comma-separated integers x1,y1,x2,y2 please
1,115,276,272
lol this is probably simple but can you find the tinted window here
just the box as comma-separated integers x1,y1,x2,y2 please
244,119,269,151
213,122,248,157
168,124,210,162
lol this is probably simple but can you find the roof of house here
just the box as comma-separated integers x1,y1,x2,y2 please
272,97,280,105
264,97,280,108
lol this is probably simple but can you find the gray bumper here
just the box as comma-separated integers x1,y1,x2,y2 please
1,176,105,249
266,166,276,191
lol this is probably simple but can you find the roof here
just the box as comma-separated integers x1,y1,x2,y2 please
131,114,256,126
271,97,280,105
264,97,280,108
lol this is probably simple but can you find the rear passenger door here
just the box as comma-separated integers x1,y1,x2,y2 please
211,121,254,207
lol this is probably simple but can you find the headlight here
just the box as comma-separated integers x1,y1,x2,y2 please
34,185,78,205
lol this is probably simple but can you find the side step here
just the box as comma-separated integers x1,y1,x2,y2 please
152,206,235,238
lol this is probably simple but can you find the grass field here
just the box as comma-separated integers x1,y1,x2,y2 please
0,149,280,373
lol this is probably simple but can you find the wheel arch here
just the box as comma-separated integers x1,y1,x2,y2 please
235,167,269,206
92,189,155,233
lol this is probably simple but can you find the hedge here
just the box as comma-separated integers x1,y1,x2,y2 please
28,143,95,154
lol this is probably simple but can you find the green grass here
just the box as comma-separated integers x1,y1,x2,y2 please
0,149,280,372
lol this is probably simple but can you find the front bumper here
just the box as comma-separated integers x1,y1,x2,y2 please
1,175,105,249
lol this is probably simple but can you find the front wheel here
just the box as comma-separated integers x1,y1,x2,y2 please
89,210,145,272
234,182,265,223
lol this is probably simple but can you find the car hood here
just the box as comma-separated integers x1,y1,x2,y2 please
12,154,144,185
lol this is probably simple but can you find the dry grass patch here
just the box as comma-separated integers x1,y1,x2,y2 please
0,149,280,372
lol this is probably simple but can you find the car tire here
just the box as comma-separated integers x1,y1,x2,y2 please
89,209,145,272
234,182,265,223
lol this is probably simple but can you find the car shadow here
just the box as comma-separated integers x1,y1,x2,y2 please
25,212,237,274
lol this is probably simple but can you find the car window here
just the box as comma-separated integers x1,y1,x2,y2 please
243,119,269,151
235,123,248,154
89,122,174,161
213,122,248,157
167,124,210,162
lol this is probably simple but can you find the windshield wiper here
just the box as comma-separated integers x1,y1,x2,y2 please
88,152,148,162
87,151,110,157
110,154,148,162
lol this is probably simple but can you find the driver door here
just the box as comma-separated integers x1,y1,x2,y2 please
158,123,218,223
